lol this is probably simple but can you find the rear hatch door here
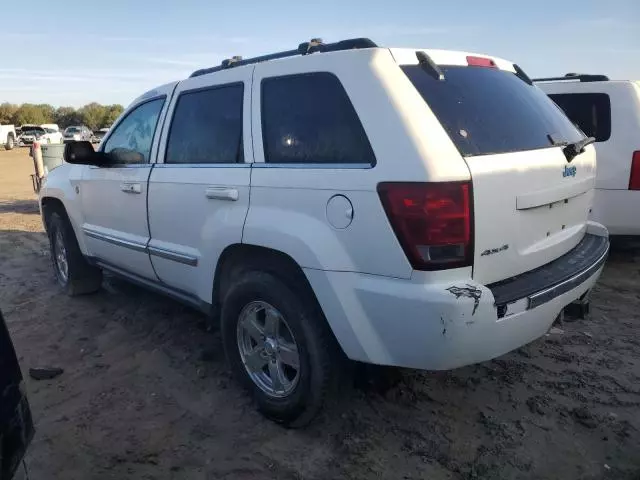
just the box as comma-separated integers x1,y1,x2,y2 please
396,50,596,284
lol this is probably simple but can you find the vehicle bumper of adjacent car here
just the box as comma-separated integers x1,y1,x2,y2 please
591,188,640,236
305,226,609,371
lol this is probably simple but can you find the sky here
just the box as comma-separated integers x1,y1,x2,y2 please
0,0,638,107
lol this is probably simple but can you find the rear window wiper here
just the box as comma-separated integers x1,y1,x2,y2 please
562,136,596,163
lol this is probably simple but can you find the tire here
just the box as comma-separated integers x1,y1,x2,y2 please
5,134,14,151
221,271,337,427
46,211,102,296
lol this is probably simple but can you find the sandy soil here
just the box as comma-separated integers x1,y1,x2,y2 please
0,147,639,480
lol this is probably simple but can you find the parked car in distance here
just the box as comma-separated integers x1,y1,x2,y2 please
18,125,62,146
91,128,110,144
1,124,16,150
39,38,609,426
536,74,640,236
63,125,92,143
41,123,60,132
0,308,34,479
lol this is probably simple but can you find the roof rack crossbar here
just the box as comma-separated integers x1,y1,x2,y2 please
532,73,610,83
190,38,378,78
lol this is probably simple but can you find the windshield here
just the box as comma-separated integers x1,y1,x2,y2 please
65,127,81,134
402,65,584,157
22,127,45,134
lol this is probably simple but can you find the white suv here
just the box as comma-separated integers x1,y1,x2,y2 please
536,74,640,236
39,38,609,426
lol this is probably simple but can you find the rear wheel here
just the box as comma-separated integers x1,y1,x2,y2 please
5,134,14,150
221,271,337,427
46,211,102,296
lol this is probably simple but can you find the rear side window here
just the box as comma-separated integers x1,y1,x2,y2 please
166,84,243,164
261,73,375,165
548,93,611,142
402,65,585,157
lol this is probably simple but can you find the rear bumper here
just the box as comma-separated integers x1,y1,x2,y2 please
488,231,609,315
306,225,609,370
591,188,640,235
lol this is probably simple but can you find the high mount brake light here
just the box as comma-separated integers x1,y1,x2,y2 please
466,56,497,68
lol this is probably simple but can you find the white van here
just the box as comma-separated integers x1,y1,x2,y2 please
536,74,640,236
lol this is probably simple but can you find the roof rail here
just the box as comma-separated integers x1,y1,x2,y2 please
190,38,378,78
532,73,610,83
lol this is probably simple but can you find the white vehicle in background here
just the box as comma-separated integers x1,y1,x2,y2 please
537,74,640,236
91,127,110,144
18,125,63,146
63,125,92,143
42,126,63,144
41,123,61,132
40,38,609,426
0,124,16,150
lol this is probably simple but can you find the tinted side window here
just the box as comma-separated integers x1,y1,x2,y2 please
166,84,243,164
261,73,375,165
103,98,165,164
548,93,611,142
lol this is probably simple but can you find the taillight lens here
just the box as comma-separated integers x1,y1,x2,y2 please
378,182,473,270
629,151,640,190
466,56,497,68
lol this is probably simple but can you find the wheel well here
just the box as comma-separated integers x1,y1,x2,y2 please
40,197,66,232
213,244,323,318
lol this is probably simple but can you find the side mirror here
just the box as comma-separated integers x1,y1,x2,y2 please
63,141,107,166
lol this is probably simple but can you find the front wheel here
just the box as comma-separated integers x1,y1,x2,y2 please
47,211,102,296
221,271,338,427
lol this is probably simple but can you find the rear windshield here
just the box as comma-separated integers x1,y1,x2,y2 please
402,65,584,157
65,127,80,133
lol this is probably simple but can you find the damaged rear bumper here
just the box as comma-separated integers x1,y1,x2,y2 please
304,229,609,371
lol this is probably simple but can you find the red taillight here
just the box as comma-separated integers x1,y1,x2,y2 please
466,56,496,68
378,182,473,270
629,151,640,190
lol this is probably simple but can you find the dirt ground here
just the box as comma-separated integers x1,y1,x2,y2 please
0,148,639,480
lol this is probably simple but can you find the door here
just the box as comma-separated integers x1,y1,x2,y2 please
147,68,252,302
80,92,171,279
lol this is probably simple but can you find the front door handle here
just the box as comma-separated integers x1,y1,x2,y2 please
205,187,239,201
120,182,142,194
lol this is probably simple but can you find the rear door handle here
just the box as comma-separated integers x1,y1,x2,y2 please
120,182,142,194
205,187,239,201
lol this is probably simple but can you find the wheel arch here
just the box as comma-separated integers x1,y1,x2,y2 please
212,243,349,357
40,193,89,255
214,244,317,310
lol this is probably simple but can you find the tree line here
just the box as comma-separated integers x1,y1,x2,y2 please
0,102,124,131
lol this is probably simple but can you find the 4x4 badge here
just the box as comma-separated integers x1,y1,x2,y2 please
481,244,509,256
